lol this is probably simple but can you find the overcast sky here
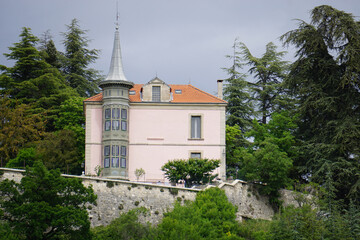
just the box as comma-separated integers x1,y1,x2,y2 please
0,0,359,95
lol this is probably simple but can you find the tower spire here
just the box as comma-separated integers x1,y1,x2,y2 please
103,5,128,82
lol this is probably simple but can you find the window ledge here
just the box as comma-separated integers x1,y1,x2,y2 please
188,138,204,141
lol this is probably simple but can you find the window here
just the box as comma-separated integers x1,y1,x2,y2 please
105,109,111,119
121,146,126,156
120,158,126,168
190,152,201,159
112,120,119,130
175,89,182,94
105,107,127,131
191,116,201,139
105,120,111,131
112,145,119,156
152,86,161,102
104,158,110,168
129,90,135,95
121,109,127,119
104,146,110,156
112,157,119,168
121,120,127,131
112,108,120,119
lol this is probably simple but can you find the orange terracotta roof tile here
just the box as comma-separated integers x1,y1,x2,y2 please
84,93,103,102
84,84,227,104
129,84,142,102
170,85,226,103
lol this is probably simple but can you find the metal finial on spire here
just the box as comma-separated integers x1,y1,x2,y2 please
115,1,119,30
103,2,128,82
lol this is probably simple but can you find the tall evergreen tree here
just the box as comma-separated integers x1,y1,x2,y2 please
223,40,253,131
238,42,289,124
281,5,360,204
62,19,101,97
0,27,77,131
39,31,62,69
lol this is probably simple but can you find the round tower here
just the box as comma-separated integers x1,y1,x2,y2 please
99,23,133,178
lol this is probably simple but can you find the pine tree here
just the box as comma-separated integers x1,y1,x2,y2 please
281,5,360,203
223,40,253,131
238,42,289,124
62,19,101,97
0,27,77,131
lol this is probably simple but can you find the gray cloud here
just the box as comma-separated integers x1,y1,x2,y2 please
1,0,359,95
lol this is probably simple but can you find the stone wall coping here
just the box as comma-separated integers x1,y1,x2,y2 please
0,168,201,192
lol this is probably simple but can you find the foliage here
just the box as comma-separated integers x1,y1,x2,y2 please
94,165,103,177
237,219,272,240
232,111,296,203
37,129,82,174
238,42,289,124
0,161,97,240
281,4,360,204
38,31,62,69
61,18,101,97
5,147,37,169
270,204,326,240
0,96,44,166
243,139,293,203
0,27,77,131
92,207,154,240
225,125,249,179
135,168,146,181
55,96,86,161
161,158,220,187
156,187,242,239
223,40,253,130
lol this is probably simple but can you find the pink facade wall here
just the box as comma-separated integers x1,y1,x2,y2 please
85,106,103,175
85,103,226,181
128,106,224,181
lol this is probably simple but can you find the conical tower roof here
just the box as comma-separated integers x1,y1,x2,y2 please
99,24,133,89
105,28,127,81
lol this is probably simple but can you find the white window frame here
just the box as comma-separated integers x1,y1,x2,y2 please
190,152,202,159
189,114,203,139
152,86,161,102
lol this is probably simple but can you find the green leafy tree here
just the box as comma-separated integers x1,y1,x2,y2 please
281,5,360,204
92,207,154,240
237,111,296,202
161,159,220,187
55,96,86,161
238,42,289,124
0,161,97,240
37,129,82,174
5,147,38,169
156,187,242,240
223,40,253,130
225,125,249,179
62,19,101,97
243,139,293,202
135,168,146,181
0,96,44,166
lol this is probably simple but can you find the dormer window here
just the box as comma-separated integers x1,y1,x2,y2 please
175,89,182,94
129,90,135,95
152,86,161,102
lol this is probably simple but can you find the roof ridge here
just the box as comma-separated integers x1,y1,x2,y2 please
188,84,227,103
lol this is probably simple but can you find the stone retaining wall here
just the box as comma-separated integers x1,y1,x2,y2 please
0,168,300,226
